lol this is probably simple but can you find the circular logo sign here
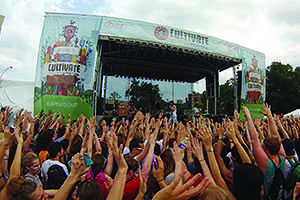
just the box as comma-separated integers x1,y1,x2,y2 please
154,26,169,40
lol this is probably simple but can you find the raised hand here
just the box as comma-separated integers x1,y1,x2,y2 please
152,156,164,181
225,119,237,143
243,106,252,119
199,125,213,150
110,133,127,170
153,173,211,200
172,142,184,163
70,153,87,178
191,138,204,160
4,126,13,144
14,126,23,144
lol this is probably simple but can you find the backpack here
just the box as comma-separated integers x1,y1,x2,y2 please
265,157,285,200
285,157,300,190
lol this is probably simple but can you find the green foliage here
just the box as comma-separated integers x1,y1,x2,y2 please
199,91,207,112
109,91,121,110
125,80,161,113
198,79,234,116
81,89,94,104
266,62,300,114
217,78,235,116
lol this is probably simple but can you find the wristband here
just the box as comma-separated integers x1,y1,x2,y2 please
157,179,164,182
218,137,223,140
207,148,214,152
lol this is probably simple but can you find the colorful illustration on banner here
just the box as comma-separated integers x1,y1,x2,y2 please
42,20,93,97
245,56,264,104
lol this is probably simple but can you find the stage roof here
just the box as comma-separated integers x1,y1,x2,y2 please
99,36,242,83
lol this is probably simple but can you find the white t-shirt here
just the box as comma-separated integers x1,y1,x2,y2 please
41,159,69,181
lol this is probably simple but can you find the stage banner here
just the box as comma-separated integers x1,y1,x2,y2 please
99,17,263,60
34,13,101,120
239,49,266,120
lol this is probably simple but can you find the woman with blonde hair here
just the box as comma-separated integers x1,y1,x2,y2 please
200,184,231,200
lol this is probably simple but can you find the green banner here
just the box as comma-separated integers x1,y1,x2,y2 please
240,103,264,121
34,13,101,120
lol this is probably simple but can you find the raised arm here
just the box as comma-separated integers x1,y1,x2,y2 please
0,127,13,166
274,115,289,139
192,137,216,185
135,118,161,164
104,145,113,176
226,119,251,164
243,106,269,173
9,126,23,180
22,120,34,151
254,119,265,142
49,114,61,130
63,115,71,139
140,124,158,177
214,125,232,186
263,104,279,138
200,124,235,199
87,116,96,157
106,133,128,200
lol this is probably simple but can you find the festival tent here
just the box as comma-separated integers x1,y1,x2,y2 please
284,109,300,118
0,80,34,112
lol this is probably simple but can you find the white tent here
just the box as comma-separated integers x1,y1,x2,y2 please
0,80,34,112
284,109,300,118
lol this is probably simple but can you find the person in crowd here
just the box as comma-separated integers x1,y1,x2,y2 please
22,152,43,188
41,142,69,183
46,164,67,189
0,103,300,200
168,103,177,124
244,105,287,199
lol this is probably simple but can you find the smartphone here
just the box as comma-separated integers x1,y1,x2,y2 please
68,153,94,168
153,154,158,169
178,137,189,149
83,153,94,167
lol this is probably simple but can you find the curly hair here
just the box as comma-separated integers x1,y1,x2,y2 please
6,176,37,200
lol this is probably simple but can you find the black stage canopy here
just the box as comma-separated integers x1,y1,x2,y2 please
98,36,242,83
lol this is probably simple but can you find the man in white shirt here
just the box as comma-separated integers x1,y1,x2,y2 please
41,142,69,182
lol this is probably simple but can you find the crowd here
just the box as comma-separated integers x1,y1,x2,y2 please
0,104,300,200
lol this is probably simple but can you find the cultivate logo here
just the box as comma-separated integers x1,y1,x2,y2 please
154,26,169,40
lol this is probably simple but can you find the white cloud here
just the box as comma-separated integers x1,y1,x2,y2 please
1,0,300,82
0,0,64,81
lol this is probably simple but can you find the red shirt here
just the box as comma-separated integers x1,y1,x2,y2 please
123,176,140,200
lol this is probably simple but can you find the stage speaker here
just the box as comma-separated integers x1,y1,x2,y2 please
206,72,219,98
237,70,242,112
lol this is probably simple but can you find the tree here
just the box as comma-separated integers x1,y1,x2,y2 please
125,80,161,113
217,78,234,116
266,62,300,114
109,91,121,111
198,79,234,116
199,91,207,113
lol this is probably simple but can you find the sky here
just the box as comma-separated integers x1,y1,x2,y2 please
1,0,300,89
